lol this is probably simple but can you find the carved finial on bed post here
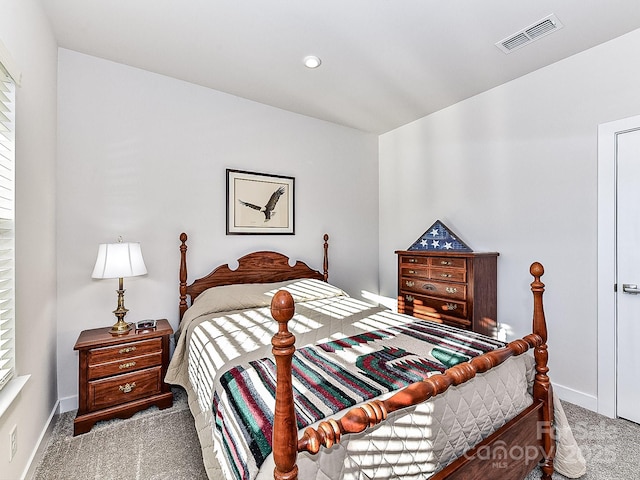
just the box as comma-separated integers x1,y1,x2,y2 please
530,262,547,344
179,233,188,321
529,262,555,480
322,234,329,282
271,290,298,480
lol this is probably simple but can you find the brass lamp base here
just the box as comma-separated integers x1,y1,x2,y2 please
110,318,132,335
110,278,132,335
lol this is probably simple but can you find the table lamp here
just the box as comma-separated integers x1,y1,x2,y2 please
92,240,147,335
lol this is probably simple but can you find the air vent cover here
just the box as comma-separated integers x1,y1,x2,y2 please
496,14,563,54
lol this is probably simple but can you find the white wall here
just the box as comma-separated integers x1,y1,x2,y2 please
379,28,640,410
0,1,58,478
56,49,379,406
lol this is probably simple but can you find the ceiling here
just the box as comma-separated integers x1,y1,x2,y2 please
38,0,640,134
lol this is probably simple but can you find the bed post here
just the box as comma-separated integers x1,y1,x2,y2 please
530,262,555,480
271,290,298,480
179,233,189,321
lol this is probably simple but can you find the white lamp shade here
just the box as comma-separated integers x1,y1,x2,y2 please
92,242,148,279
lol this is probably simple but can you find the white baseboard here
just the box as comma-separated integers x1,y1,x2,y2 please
553,382,598,413
58,395,78,414
22,399,59,480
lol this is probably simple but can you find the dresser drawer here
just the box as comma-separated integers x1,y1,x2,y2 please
87,352,163,380
400,292,468,320
400,278,466,300
429,266,466,282
400,266,430,279
399,294,470,329
88,367,162,411
429,257,466,269
400,255,430,266
88,338,162,365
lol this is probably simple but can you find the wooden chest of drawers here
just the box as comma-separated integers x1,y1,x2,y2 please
395,251,498,337
73,319,174,435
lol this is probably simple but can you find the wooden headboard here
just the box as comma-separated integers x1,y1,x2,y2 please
179,233,329,320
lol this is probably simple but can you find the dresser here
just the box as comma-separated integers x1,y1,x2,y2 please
395,251,498,337
73,319,174,435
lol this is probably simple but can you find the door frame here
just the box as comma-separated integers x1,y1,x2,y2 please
597,114,640,418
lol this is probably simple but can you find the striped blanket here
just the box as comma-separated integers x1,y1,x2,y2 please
214,318,504,480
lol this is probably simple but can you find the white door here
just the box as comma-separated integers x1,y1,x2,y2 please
616,127,640,424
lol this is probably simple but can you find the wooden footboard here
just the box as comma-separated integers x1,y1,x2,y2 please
270,262,554,480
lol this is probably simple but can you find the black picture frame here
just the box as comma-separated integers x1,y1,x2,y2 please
226,169,295,235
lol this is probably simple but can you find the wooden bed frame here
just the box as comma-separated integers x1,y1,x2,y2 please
178,232,555,480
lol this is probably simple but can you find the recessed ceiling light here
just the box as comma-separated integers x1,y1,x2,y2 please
303,55,322,69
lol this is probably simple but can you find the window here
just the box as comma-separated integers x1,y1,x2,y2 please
0,62,14,392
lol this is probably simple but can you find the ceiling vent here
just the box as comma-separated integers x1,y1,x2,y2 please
496,14,563,54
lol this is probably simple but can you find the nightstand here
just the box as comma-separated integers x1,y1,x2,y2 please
73,319,174,435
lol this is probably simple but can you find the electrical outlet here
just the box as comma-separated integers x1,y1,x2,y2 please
9,425,17,462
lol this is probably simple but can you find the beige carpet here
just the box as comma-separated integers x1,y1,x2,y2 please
32,388,640,480
524,401,640,480
32,388,219,480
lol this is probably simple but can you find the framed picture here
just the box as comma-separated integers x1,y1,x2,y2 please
226,169,295,235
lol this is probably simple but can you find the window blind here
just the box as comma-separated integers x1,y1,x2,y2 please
0,65,15,392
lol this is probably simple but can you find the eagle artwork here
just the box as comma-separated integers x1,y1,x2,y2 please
238,185,285,222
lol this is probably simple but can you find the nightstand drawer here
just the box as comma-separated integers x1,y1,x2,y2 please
88,338,162,365
88,367,162,411
400,278,466,300
87,352,163,380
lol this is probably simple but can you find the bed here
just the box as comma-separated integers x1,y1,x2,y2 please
166,233,585,480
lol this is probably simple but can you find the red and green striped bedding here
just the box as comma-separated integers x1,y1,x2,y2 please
214,318,505,480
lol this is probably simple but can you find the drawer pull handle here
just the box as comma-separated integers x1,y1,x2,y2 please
408,258,417,263
423,284,436,291
119,382,136,394
406,280,415,287
119,346,136,354
440,273,452,278
405,295,414,303
445,303,458,311
440,261,452,266
446,287,458,294
408,269,416,274
119,361,136,370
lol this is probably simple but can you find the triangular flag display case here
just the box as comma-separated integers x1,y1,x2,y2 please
396,221,498,337
408,220,472,252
